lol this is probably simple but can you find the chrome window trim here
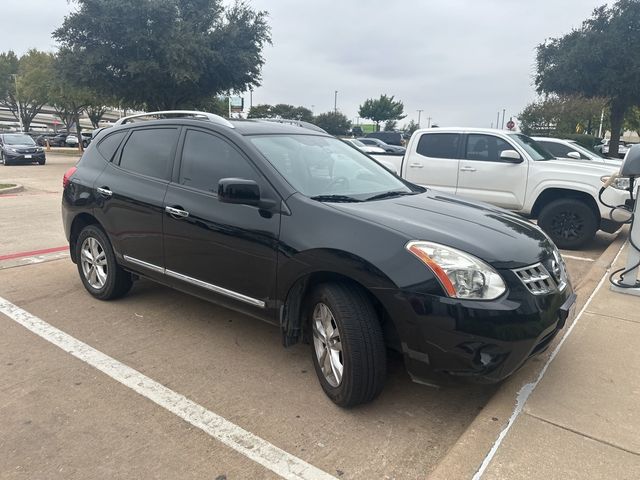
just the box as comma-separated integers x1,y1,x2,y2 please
122,255,265,308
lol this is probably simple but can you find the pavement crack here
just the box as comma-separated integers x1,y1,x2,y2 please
524,412,640,457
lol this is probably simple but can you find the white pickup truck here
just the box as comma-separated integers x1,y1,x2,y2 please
371,127,630,249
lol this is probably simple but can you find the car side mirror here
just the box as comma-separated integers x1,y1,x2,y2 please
567,151,581,160
500,149,523,163
218,178,261,207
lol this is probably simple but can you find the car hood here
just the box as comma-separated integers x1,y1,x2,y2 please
329,190,554,269
546,157,620,174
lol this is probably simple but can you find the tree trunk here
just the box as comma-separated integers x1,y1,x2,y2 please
609,99,626,158
75,114,84,152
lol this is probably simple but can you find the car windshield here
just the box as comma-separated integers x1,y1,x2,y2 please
250,134,416,200
3,134,35,146
508,133,554,161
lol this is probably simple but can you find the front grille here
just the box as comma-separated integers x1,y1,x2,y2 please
513,263,557,295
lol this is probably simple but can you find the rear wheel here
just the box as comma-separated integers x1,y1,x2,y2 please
308,283,386,407
538,198,598,250
76,225,132,300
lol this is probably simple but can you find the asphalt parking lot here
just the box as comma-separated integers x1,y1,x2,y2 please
0,153,619,479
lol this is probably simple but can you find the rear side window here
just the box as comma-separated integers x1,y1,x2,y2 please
118,128,179,180
465,134,514,162
178,130,257,192
96,131,126,162
416,133,461,159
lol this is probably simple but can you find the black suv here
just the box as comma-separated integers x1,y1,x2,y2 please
62,111,576,407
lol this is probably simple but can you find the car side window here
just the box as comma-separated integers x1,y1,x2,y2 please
118,128,179,180
416,133,461,159
465,134,513,162
96,131,127,162
540,141,588,160
178,130,257,193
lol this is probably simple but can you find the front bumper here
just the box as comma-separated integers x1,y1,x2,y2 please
4,151,46,163
376,279,576,384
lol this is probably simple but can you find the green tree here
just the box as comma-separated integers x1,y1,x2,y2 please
54,0,271,110
404,120,420,136
247,103,313,121
0,50,54,131
358,94,406,131
518,95,607,136
384,119,397,131
535,0,640,156
314,111,351,136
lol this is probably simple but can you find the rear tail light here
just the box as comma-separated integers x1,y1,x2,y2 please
63,166,77,189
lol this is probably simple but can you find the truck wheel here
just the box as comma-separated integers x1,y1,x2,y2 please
76,225,132,300
538,199,598,250
307,282,386,407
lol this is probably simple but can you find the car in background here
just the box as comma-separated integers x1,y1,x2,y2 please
533,137,622,166
34,133,58,146
0,133,46,165
65,135,79,147
351,126,364,137
595,138,629,158
80,132,93,148
342,138,385,154
365,131,404,146
357,137,406,154
47,133,70,147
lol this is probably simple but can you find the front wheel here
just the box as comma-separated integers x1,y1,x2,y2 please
76,225,132,300
308,283,386,407
537,198,598,250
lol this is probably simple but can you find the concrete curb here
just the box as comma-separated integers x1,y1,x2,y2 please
428,229,630,480
0,183,24,195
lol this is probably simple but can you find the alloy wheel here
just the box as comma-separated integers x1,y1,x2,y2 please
312,302,343,387
80,237,108,289
550,211,584,240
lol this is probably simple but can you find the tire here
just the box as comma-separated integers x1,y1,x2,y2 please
82,140,89,148
537,198,598,250
38,158,46,165
307,282,386,407
76,225,132,300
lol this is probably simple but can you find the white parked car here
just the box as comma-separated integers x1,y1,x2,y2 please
342,138,385,154
370,128,630,249
596,138,630,158
532,137,621,166
65,135,79,147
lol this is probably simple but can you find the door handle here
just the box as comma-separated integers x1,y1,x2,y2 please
165,206,190,218
409,162,424,168
460,166,477,172
96,186,113,197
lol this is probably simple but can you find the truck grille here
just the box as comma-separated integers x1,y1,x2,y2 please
513,263,557,295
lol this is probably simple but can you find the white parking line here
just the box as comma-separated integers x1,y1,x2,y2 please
471,242,626,479
0,296,337,480
561,254,595,262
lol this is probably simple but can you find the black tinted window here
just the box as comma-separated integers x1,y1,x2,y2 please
179,130,256,192
538,141,587,159
465,134,514,162
416,133,461,158
119,128,178,180
96,131,126,162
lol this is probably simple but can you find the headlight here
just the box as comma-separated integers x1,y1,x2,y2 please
601,175,630,190
37,147,44,152
7,147,17,153
406,241,506,300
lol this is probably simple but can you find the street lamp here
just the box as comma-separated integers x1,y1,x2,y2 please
417,109,424,127
334,90,338,114
10,74,24,132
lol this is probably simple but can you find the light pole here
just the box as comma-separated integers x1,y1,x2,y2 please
10,74,24,132
334,90,338,114
501,108,506,129
417,109,424,127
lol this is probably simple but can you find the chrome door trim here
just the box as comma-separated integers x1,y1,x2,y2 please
122,255,266,308
165,269,266,308
123,255,165,274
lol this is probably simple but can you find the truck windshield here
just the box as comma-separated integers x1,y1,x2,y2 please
508,134,554,161
250,134,416,201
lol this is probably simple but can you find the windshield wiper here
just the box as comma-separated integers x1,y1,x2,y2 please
310,194,363,203
365,190,416,201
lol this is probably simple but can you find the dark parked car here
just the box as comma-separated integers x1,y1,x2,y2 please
62,111,575,407
34,133,58,146
357,137,406,154
365,131,404,146
0,133,46,165
48,133,69,147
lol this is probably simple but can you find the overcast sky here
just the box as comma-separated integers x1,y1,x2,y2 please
0,0,608,127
